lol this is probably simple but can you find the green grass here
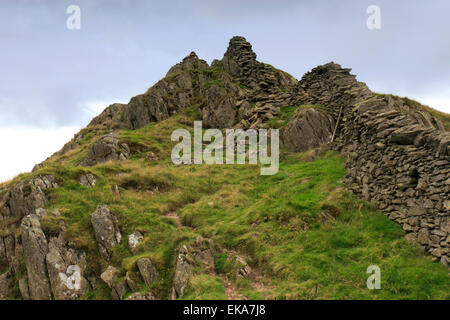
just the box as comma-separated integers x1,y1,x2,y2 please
177,151,449,299
182,274,227,300
2,106,448,300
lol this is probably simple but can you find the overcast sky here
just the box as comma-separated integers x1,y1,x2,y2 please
1,0,450,181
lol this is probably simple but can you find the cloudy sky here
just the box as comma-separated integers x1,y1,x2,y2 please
1,0,450,181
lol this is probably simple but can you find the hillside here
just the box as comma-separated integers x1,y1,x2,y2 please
0,36,449,300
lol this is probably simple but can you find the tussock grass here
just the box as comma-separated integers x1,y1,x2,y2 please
4,106,448,300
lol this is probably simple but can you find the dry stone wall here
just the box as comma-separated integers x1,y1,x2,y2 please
290,62,449,265
339,101,449,265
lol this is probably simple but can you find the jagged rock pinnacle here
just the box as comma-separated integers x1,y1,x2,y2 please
183,51,199,61
222,36,257,78
224,36,257,61
221,36,296,92
166,50,209,77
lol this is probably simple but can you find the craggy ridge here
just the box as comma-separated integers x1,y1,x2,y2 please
0,36,449,300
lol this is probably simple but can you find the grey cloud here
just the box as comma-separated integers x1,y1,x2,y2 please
1,0,449,128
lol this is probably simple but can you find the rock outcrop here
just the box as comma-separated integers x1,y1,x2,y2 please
100,265,120,288
100,266,129,300
200,72,242,128
79,173,97,188
171,245,192,299
128,231,143,255
18,277,30,300
81,133,130,166
88,52,210,130
100,265,130,299
125,271,138,292
87,36,296,132
0,273,8,299
45,235,90,300
90,205,121,261
0,231,7,268
100,265,132,300
283,107,336,152
136,258,159,288
111,277,128,300
0,176,59,299
235,254,252,279
21,214,52,300
171,237,215,299
2,175,58,219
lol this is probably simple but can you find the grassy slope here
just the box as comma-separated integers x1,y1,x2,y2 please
2,106,449,300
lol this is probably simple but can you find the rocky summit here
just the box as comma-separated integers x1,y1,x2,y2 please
0,36,449,300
